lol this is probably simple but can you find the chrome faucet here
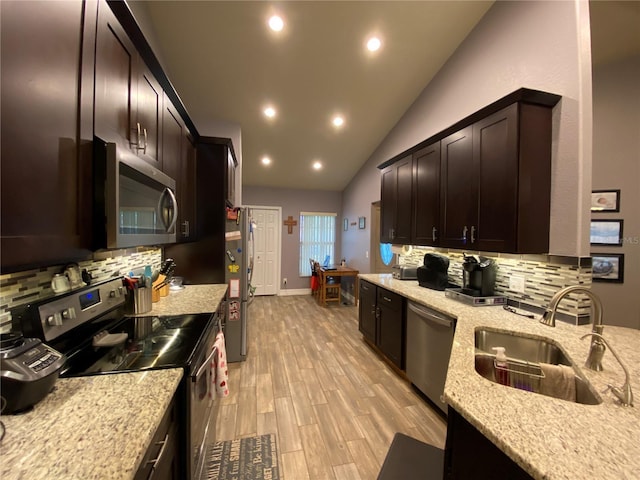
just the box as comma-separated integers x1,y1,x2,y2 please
541,285,606,371
581,332,634,407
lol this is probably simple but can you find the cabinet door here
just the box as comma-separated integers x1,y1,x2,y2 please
358,280,377,343
440,126,476,248
377,288,404,370
161,99,187,239
380,155,412,244
380,166,396,243
0,0,95,271
136,63,163,168
94,0,136,151
412,142,441,246
473,104,519,252
179,135,197,241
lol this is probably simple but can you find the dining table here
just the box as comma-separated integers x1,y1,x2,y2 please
317,265,360,307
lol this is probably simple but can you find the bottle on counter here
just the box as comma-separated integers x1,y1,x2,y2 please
493,347,510,386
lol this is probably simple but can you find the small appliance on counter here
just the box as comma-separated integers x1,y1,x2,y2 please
392,265,418,280
417,253,450,290
0,333,66,415
445,255,506,306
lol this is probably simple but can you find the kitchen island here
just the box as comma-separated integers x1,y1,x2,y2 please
0,369,183,480
359,274,640,480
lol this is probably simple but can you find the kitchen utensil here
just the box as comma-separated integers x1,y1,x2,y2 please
0,333,66,414
51,274,71,294
64,263,84,289
81,269,93,285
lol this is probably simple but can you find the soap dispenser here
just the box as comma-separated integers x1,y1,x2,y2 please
493,347,510,386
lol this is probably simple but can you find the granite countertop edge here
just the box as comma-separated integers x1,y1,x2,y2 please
359,273,640,480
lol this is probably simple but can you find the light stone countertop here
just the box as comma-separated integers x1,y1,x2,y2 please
132,284,228,316
0,369,183,480
359,274,640,480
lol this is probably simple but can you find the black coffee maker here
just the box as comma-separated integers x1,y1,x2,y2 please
461,254,496,297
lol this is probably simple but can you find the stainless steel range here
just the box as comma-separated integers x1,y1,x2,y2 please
10,277,221,479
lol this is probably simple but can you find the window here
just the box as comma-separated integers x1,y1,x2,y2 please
299,212,336,276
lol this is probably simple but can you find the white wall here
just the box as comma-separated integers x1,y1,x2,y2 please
342,0,593,274
591,55,640,329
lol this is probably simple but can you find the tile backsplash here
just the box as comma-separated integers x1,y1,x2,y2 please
398,247,593,325
0,248,162,332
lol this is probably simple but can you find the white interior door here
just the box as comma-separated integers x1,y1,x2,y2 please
250,207,280,295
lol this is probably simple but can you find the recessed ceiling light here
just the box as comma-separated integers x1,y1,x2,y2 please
268,15,284,32
332,115,345,128
312,161,322,170
366,36,382,52
261,156,272,166
263,106,276,118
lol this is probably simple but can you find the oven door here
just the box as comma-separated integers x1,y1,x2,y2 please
189,325,218,480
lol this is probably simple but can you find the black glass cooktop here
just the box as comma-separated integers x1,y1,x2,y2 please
59,313,213,377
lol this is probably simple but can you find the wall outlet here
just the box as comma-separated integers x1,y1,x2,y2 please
283,277,287,286
509,275,526,293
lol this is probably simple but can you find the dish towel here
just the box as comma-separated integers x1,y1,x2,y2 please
212,331,229,398
539,363,576,402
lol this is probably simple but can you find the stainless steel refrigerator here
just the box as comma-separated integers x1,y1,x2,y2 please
223,207,254,362
164,206,254,363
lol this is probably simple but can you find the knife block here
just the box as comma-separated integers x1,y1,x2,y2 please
152,275,166,303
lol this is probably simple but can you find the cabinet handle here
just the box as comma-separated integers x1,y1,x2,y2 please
432,226,437,242
142,127,148,154
146,433,170,470
131,122,142,150
182,220,190,237
382,296,392,303
462,225,468,243
471,226,476,243
390,228,395,240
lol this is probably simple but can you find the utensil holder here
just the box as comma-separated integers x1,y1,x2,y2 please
126,287,152,314
152,274,166,303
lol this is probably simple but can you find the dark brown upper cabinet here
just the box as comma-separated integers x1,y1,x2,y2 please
412,142,441,246
94,0,162,169
380,155,413,244
0,0,96,271
379,88,560,254
440,126,476,248
162,96,196,242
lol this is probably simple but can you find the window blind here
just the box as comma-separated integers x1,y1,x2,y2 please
299,213,336,276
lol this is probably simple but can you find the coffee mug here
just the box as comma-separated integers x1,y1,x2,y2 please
51,274,71,294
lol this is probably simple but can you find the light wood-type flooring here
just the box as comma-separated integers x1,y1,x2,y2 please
212,295,447,480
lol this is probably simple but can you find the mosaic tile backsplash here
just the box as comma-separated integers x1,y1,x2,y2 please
398,247,593,325
0,248,162,332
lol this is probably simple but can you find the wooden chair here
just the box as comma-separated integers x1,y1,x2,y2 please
317,264,341,306
309,259,320,298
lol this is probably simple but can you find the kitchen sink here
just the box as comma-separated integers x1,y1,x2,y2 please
474,328,602,405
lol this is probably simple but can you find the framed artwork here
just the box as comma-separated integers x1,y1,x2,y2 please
592,253,624,283
590,219,623,246
343,218,348,231
591,190,620,212
358,216,366,229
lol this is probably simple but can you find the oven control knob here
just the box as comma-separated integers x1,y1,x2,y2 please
47,313,63,326
109,289,117,298
62,307,76,320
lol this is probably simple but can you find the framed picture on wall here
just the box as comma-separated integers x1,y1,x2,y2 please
343,218,348,231
592,253,624,283
358,216,366,229
591,190,620,212
590,219,623,246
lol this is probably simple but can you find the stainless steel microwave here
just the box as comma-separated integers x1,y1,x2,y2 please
93,137,178,249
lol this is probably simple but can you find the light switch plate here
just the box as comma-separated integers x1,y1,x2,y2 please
509,275,526,293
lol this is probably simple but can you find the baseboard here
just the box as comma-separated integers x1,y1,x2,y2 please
278,288,312,296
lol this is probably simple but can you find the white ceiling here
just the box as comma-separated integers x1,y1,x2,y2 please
136,0,639,192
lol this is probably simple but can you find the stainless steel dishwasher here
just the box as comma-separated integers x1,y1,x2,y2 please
406,301,456,414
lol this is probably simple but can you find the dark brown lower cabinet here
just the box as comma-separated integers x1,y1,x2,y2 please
358,280,405,370
444,408,533,480
135,396,180,480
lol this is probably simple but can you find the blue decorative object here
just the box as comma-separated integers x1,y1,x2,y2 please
380,243,393,265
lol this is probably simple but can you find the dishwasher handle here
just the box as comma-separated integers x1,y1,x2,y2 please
408,301,454,328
